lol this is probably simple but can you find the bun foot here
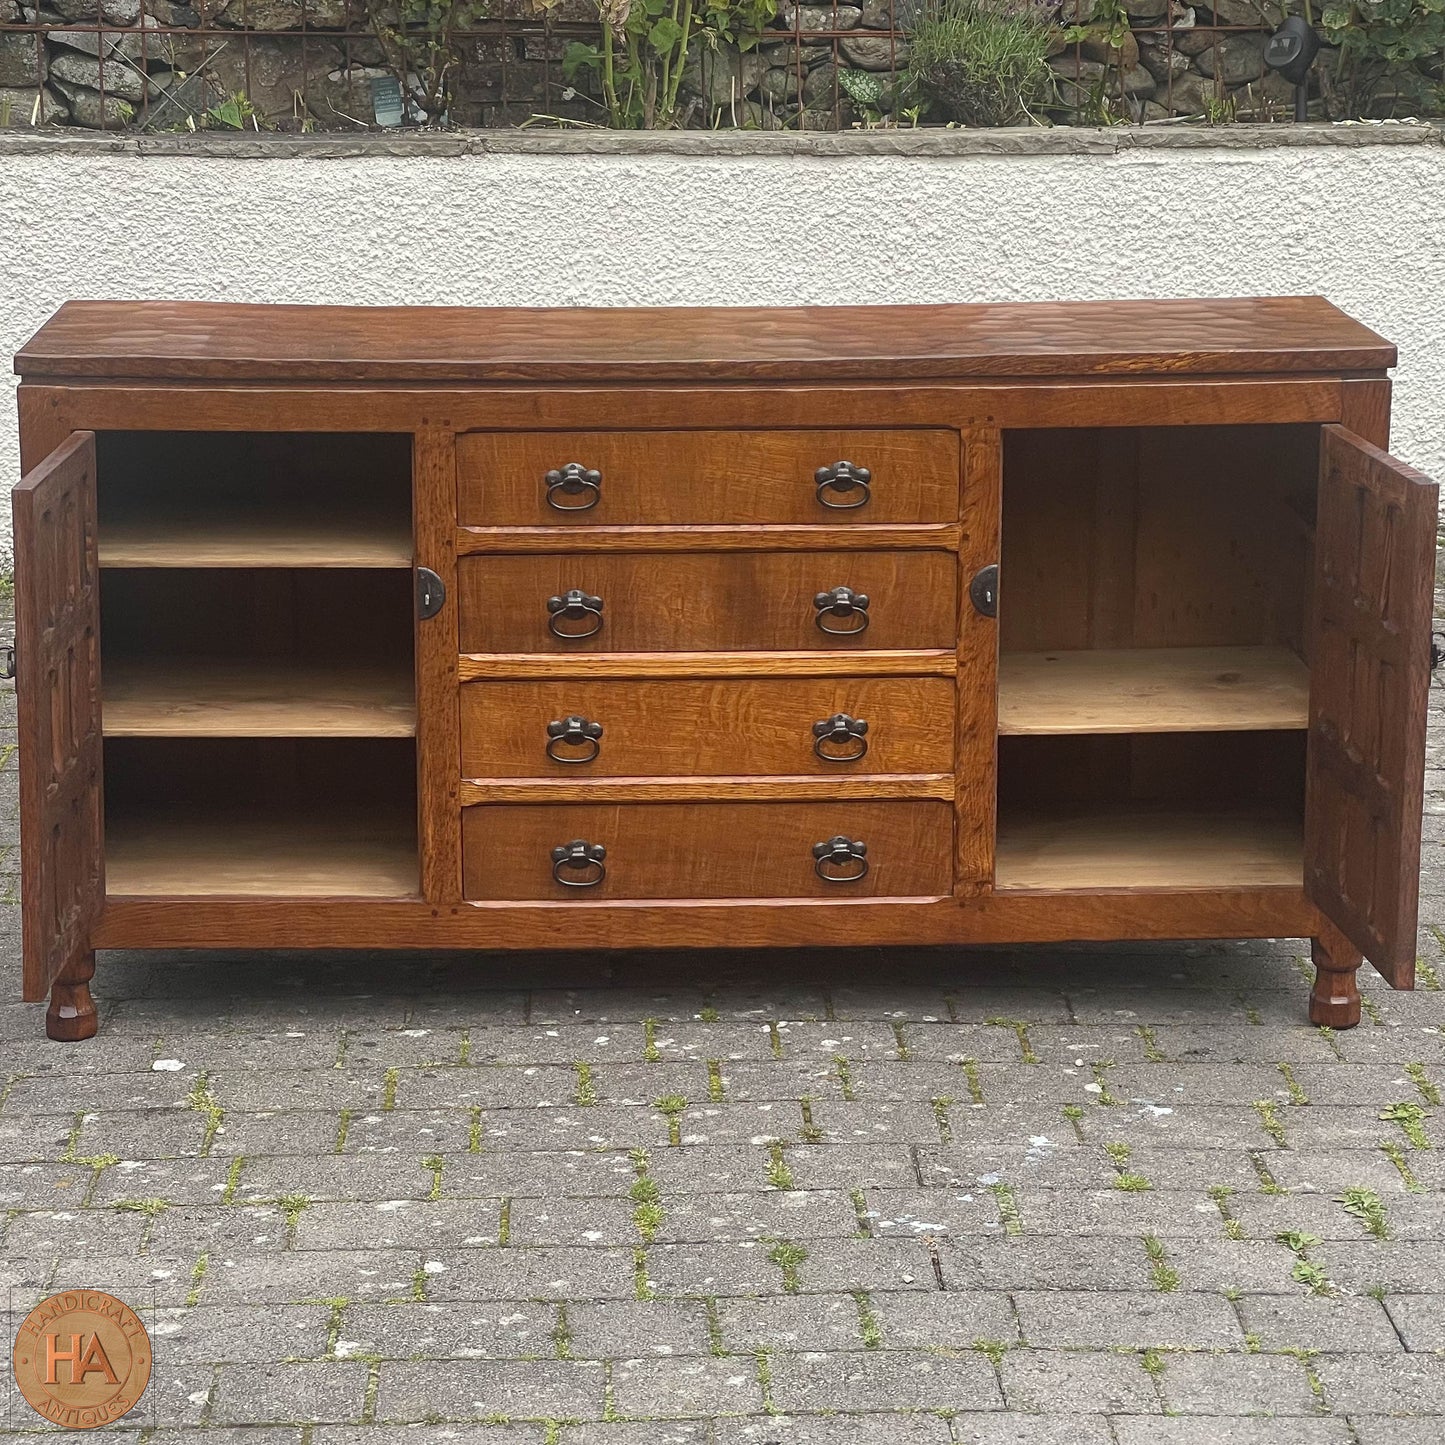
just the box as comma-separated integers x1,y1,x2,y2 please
46,951,98,1041
1308,927,1362,1029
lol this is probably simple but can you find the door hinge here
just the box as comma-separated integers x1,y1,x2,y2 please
1431,632,1444,678
0,645,14,681
969,564,999,619
416,567,446,621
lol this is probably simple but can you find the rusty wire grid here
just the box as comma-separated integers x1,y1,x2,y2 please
0,1,1310,134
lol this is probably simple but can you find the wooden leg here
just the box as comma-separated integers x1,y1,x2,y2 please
1309,927,1363,1029
46,950,98,1041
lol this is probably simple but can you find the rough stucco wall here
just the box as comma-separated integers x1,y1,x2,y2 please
0,141,1442,555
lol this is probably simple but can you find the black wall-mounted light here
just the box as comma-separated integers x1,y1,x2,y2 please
1264,16,1322,122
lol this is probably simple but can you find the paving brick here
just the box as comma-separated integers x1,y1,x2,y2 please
1238,1293,1404,1353
318,1429,540,1445
565,1299,713,1358
1349,1421,1445,1445
859,1187,1004,1237
339,1300,556,1359
867,1289,1019,1347
641,1241,783,1297
768,1348,1001,1412
560,1425,709,1445
916,1140,1115,1191
1112,1421,1355,1444
376,1358,607,1421
611,1355,764,1416
2,1205,149,1256
148,1303,334,1363
200,1249,420,1305
674,1101,809,1146
774,1144,919,1191
714,1292,867,1351
1158,1352,1322,1415
797,1099,943,1144
424,1246,638,1302
91,1156,248,1206
1382,1293,1445,1352
1014,1289,1243,1349
1313,1241,1445,1294
210,1110,342,1157
655,1188,859,1244
1009,1188,1223,1237
714,1415,955,1444
1000,1348,1159,1413
950,1419,1115,1445
441,1150,637,1199
1314,1353,1445,1414
234,1152,450,1202
708,1059,843,1100
293,1198,504,1251
210,1360,370,1425
942,1237,1156,1291
142,1201,292,1255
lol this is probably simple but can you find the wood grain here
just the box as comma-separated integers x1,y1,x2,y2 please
98,511,413,568
458,650,956,680
13,431,105,1004
996,807,1303,892
460,676,954,778
1305,425,1438,987
18,297,1394,382
102,657,417,737
105,806,420,898
457,551,957,653
459,776,955,804
461,799,953,900
998,646,1311,735
458,429,959,525
457,524,961,554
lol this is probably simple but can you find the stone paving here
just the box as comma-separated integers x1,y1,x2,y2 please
1,654,1445,1442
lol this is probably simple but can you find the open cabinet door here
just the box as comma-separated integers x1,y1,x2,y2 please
1305,426,1439,987
13,431,104,1005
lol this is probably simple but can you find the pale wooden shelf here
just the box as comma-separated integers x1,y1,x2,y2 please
998,646,1311,736
995,808,1302,891
105,808,419,898
99,511,412,568
104,658,416,738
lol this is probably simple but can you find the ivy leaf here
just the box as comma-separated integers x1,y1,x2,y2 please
648,15,685,51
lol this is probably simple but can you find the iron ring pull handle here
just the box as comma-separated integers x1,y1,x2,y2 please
815,460,872,510
813,835,869,884
812,713,869,763
545,462,603,512
547,589,605,639
547,715,604,764
552,839,607,888
813,586,870,637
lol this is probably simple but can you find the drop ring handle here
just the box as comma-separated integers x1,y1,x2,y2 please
813,586,870,636
812,713,869,763
551,839,607,888
547,589,605,639
813,835,869,884
545,462,602,512
546,716,604,764
815,460,872,510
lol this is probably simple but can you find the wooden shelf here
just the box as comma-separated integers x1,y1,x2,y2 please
103,658,416,737
99,511,412,568
995,807,1302,892
998,646,1310,736
106,807,419,898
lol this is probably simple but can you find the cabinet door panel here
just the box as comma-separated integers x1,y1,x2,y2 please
463,800,953,899
458,551,957,653
13,432,104,1002
1305,426,1438,985
457,429,959,525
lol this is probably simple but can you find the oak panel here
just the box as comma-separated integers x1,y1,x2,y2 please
462,800,953,900
457,551,957,653
460,676,955,778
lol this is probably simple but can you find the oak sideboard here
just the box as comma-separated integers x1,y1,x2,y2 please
11,297,1438,1040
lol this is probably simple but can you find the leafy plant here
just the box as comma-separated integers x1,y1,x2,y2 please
553,0,775,129
360,0,488,124
1319,0,1445,118
906,0,1057,126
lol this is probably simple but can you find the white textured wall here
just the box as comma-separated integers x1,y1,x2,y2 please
1,138,1443,556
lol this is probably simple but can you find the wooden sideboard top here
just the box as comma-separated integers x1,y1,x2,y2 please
16,296,1393,384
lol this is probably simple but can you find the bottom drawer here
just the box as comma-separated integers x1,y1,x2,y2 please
463,801,953,900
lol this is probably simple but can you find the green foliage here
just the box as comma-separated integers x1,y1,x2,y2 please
202,94,257,131
1319,0,1445,117
361,0,488,123
1337,1186,1390,1240
906,0,1057,126
558,0,777,129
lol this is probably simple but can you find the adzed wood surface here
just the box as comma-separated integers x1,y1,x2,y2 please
16,297,1394,383
998,646,1311,735
457,430,959,525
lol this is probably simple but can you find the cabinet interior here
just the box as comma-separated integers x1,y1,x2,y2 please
96,432,416,897
996,424,1317,891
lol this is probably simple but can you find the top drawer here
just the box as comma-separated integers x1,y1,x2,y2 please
457,430,960,526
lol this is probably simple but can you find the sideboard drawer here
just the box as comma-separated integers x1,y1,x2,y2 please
458,551,957,653
462,800,953,899
457,430,960,525
461,677,955,777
